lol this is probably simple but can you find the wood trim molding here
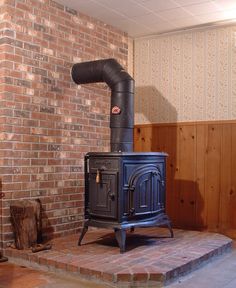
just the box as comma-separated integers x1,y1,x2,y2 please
135,119,236,128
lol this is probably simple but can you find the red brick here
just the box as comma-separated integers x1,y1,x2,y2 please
116,270,133,282
12,191,31,198
133,271,149,282
67,263,79,273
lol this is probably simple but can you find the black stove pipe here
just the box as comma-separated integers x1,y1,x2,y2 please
71,58,134,152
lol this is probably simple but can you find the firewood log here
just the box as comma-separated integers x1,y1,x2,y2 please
10,200,41,250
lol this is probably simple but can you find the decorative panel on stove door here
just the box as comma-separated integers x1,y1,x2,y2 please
89,170,118,220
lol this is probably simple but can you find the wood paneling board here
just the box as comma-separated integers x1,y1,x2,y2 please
134,126,152,152
195,124,207,229
219,124,232,231
176,125,197,228
230,124,236,230
165,126,179,224
134,127,141,152
154,125,178,225
204,124,222,231
134,121,236,237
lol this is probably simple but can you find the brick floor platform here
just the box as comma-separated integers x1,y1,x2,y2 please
4,228,232,287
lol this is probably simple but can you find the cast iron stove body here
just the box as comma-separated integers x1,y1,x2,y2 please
81,151,173,252
71,59,173,252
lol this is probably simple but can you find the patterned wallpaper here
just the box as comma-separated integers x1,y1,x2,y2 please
134,25,236,124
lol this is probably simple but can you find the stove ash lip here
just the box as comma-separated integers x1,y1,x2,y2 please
71,58,134,153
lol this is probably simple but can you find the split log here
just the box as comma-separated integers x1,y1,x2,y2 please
10,199,41,250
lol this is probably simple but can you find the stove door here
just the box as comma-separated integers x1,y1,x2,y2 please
128,165,164,216
89,170,118,219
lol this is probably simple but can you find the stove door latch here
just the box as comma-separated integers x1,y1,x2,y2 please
108,190,115,201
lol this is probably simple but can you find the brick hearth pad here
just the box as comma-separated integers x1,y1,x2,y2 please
5,228,232,287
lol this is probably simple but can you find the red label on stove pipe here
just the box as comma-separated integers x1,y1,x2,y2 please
111,106,121,115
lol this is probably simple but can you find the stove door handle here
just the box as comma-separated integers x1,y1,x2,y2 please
108,191,115,201
128,185,135,216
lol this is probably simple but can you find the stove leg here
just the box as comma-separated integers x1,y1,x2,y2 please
114,228,126,253
78,224,88,246
167,223,174,238
160,214,174,238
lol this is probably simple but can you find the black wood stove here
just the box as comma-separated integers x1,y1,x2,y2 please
71,59,173,252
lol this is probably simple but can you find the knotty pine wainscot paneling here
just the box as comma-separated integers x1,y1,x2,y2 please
134,121,236,239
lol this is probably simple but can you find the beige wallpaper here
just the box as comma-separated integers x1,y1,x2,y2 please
134,25,236,124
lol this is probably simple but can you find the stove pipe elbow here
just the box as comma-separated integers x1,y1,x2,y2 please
71,58,134,152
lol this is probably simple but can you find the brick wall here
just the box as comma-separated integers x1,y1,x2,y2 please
0,0,128,246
